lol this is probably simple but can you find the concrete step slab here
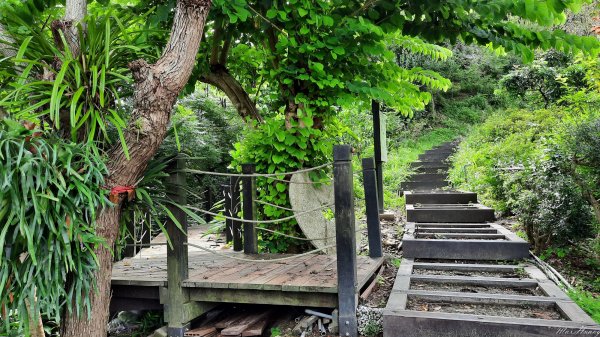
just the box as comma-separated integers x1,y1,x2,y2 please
410,173,447,181
414,166,449,174
415,223,493,228
414,233,506,240
406,204,495,223
384,259,600,337
418,153,451,161
402,223,529,260
410,161,450,168
401,181,449,191
405,191,478,204
416,227,499,234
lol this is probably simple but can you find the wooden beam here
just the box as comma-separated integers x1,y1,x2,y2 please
187,288,338,307
333,145,358,337
242,163,258,254
372,101,384,213
362,157,383,258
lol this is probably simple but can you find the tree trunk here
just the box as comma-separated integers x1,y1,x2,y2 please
0,23,16,58
61,1,212,336
201,65,263,123
62,0,87,56
0,22,17,117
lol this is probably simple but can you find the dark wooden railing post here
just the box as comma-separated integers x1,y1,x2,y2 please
230,175,243,251
204,186,213,222
362,157,383,258
372,100,385,214
242,163,258,254
165,156,190,336
333,145,358,337
222,184,233,243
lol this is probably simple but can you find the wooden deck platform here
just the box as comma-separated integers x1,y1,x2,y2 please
111,251,384,309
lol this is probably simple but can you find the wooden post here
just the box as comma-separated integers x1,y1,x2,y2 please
242,163,258,254
165,156,190,336
222,184,233,243
333,145,358,337
204,186,213,222
362,157,383,258
123,221,136,258
372,100,385,214
230,175,243,251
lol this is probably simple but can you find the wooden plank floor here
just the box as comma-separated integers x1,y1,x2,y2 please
112,251,384,294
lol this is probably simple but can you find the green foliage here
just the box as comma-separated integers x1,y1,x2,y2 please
499,50,589,107
568,288,600,323
450,56,600,253
0,119,108,330
505,156,593,252
0,10,152,152
230,117,344,252
449,108,562,211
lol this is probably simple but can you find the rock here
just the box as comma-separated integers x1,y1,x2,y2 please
289,172,361,254
379,213,396,221
147,326,167,337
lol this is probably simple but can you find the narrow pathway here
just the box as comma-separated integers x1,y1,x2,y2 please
383,141,599,337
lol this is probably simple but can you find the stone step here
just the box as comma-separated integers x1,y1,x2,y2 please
384,259,600,337
414,233,507,240
406,204,495,223
414,166,449,174
405,192,478,204
414,223,492,228
410,161,449,168
416,227,499,234
401,181,449,191
402,223,529,260
423,149,453,155
410,173,447,182
418,153,452,161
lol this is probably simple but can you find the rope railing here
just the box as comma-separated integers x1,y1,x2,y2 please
185,204,334,224
256,227,363,241
185,242,337,262
179,162,332,178
114,242,337,262
264,176,333,185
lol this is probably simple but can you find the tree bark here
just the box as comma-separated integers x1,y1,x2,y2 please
0,23,14,118
200,65,263,123
60,1,212,336
62,0,87,56
0,23,16,58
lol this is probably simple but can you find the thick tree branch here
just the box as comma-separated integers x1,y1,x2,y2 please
219,30,232,65
210,16,224,65
201,65,263,123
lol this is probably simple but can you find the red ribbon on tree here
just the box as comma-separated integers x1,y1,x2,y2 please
108,185,136,203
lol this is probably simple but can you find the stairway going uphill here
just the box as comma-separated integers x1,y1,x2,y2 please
383,141,599,337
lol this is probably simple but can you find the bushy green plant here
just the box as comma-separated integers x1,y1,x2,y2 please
499,50,592,108
450,55,600,254
449,108,561,211
505,157,593,253
0,119,108,331
230,117,345,252
0,12,153,151
568,288,600,323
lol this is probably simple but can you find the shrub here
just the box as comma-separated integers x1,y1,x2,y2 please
230,117,343,253
505,157,593,253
